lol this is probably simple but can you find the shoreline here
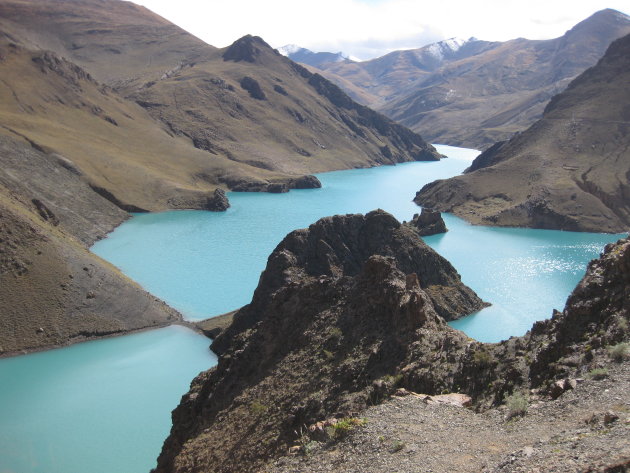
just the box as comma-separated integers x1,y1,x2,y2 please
0,312,238,360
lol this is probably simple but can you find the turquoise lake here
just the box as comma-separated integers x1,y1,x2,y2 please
0,326,216,473
0,145,624,473
93,144,623,341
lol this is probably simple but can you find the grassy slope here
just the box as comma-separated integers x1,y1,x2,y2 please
0,40,303,211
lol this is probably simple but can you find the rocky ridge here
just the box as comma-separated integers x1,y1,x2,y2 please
154,210,486,473
154,210,629,472
415,33,630,233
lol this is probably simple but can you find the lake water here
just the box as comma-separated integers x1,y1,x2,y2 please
93,144,623,341
0,145,623,473
0,326,216,473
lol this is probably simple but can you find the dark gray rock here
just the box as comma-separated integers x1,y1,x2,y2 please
410,208,447,236
204,188,230,211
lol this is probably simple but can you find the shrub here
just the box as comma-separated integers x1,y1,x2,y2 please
328,417,366,439
587,368,609,380
391,440,405,452
473,349,492,366
505,392,528,419
608,342,629,362
249,401,268,415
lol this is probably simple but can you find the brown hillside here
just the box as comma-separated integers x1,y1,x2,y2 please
415,33,630,233
314,9,630,149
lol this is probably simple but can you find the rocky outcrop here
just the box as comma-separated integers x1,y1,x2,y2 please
415,33,630,233
155,216,629,473
223,35,275,63
410,208,447,236
214,210,485,355
154,210,487,473
204,189,230,211
240,76,266,100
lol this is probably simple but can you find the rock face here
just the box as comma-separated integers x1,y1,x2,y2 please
154,210,487,473
204,189,230,211
314,9,630,149
155,217,630,472
214,210,485,354
410,208,447,236
415,33,630,233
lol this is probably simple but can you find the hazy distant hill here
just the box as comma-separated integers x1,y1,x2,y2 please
312,9,630,149
415,33,630,233
278,44,346,68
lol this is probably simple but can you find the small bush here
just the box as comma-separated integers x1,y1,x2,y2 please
608,342,629,362
587,368,609,380
473,349,492,367
329,417,366,439
249,401,268,415
329,327,343,339
505,392,528,419
391,440,405,452
382,373,403,386
322,349,334,361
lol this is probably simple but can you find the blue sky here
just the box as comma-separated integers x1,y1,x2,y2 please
135,0,629,60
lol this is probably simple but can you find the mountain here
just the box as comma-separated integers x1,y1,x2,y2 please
278,44,346,68
316,37,491,107
415,33,630,233
0,0,439,353
154,209,630,472
0,0,439,209
313,9,630,149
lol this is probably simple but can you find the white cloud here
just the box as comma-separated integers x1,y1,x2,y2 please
134,0,629,60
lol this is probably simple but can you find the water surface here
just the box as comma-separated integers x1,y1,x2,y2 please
0,145,624,473
0,326,216,473
92,145,623,341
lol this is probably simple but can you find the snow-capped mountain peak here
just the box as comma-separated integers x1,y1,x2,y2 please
278,44,304,57
424,37,473,61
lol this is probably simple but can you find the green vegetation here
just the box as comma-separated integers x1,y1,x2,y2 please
473,349,493,366
328,417,366,439
505,392,528,419
249,401,268,415
607,342,629,362
587,368,609,380
322,349,335,361
382,373,403,386
390,440,405,452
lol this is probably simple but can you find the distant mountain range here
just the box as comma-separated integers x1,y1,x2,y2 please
415,32,630,233
304,9,630,149
278,44,346,67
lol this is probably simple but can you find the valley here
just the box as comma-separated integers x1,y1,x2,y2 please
0,1,628,472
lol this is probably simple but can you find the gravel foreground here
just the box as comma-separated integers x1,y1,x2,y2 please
270,360,630,473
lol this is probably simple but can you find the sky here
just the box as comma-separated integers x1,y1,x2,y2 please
134,0,629,60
